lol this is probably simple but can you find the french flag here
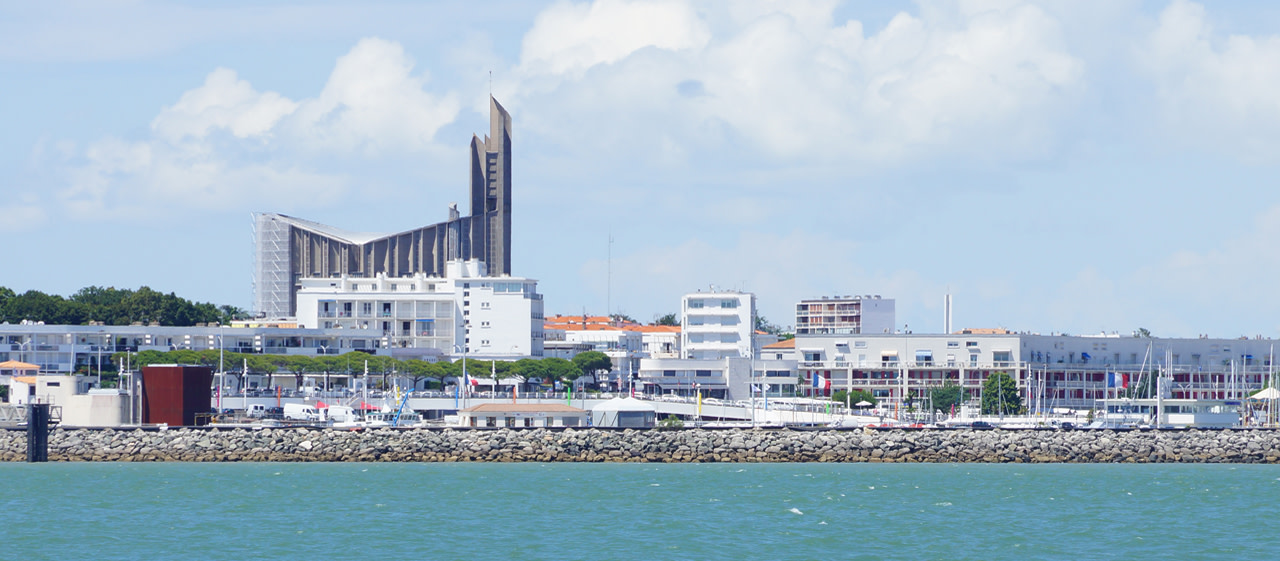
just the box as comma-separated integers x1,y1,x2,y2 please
812,374,830,390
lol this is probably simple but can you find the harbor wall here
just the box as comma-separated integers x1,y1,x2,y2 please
3,427,1280,463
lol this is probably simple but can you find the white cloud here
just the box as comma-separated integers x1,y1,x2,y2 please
519,0,711,76
290,38,461,154
0,203,47,232
152,68,298,143
1138,0,1280,158
510,0,1085,164
52,37,458,220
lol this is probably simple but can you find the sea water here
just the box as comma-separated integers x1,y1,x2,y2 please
4,462,1277,560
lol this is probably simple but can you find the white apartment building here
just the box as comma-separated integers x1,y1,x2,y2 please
637,356,797,400
796,332,1280,410
295,260,544,359
795,295,895,335
681,290,756,360
0,323,385,376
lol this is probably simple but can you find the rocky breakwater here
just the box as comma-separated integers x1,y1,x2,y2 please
3,427,1280,463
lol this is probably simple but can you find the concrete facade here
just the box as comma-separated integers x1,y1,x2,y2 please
254,97,514,318
294,259,544,359
0,323,386,376
681,290,756,360
637,356,797,400
795,332,1280,410
795,295,895,335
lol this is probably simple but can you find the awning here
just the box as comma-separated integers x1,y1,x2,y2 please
358,401,380,411
316,400,329,409
881,350,899,357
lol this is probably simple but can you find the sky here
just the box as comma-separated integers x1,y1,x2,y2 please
4,0,1280,339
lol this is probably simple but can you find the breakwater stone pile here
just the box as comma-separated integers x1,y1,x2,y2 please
3,427,1280,463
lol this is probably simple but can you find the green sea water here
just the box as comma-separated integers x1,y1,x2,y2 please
4,462,1278,560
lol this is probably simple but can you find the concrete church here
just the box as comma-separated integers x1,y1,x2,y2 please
252,97,542,359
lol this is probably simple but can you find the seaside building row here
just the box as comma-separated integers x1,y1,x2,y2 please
5,92,1278,424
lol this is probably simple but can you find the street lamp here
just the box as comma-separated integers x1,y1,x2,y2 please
319,344,330,397
96,330,106,387
19,339,31,368
454,343,469,408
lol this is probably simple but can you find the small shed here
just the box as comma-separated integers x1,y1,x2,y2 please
458,403,588,428
591,397,657,428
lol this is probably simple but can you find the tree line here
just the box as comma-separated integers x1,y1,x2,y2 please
0,285,248,327
111,349,615,390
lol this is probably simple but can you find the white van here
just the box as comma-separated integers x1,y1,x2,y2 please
283,403,320,421
325,405,357,423
246,404,267,418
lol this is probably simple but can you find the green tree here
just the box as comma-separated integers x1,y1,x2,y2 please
754,315,783,335
402,359,435,391
1135,327,1152,338
980,372,1022,416
542,357,583,387
929,383,966,412
830,389,877,408
511,358,548,381
653,313,679,326
284,355,318,390
1124,371,1158,399
572,351,612,387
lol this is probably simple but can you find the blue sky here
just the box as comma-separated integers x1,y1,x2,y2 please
4,0,1280,338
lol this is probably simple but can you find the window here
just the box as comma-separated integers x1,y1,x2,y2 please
993,351,1012,364
854,341,867,348
695,370,712,377
966,341,979,348
915,350,933,366
720,300,738,309
947,341,960,348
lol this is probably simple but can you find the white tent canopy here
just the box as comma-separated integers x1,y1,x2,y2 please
1249,387,1280,400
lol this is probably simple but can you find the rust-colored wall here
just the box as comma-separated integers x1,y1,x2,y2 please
141,365,212,426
